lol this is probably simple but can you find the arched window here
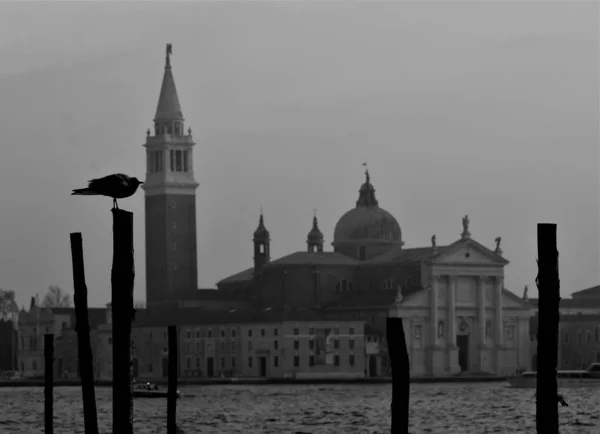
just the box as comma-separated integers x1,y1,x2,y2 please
335,280,354,293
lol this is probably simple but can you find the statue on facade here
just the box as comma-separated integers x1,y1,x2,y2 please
485,321,491,339
462,215,470,233
437,321,444,339
495,236,502,251
431,234,436,248
522,285,529,301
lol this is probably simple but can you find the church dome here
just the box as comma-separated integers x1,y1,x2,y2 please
333,170,402,246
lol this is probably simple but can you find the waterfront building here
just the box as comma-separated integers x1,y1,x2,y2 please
132,308,365,380
17,297,110,378
527,285,600,370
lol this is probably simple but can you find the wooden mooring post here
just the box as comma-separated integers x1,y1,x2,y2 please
386,317,410,434
167,325,179,434
44,333,54,434
70,233,99,434
111,209,135,434
536,223,560,433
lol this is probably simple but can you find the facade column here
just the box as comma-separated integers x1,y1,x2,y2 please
477,276,486,346
495,276,504,346
447,276,457,347
430,277,439,347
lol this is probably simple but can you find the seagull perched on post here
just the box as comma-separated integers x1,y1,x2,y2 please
72,173,143,209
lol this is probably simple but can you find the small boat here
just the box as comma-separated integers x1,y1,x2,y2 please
133,382,181,398
507,363,600,389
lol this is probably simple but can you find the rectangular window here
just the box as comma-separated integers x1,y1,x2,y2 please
248,357,253,368
294,356,299,367
221,357,225,368
183,151,188,172
248,341,252,350
334,339,339,349
273,356,279,367
186,358,191,369
294,340,299,350
196,357,200,368
261,329,265,337
159,151,163,171
349,339,354,350
170,150,175,171
175,150,182,172
232,329,236,338
248,329,253,337
349,355,355,366
232,357,236,368
349,327,355,335
148,364,153,373
309,355,315,366
309,339,314,350
293,328,299,336
221,330,225,338
273,328,278,336
207,329,212,338
334,355,340,366
274,340,278,350
220,342,225,351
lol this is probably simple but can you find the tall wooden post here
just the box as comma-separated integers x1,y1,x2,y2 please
44,334,54,434
111,209,135,434
536,223,560,433
386,318,410,434
167,325,179,434
70,233,99,434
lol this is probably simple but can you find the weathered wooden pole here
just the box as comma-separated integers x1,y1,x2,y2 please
111,209,135,434
167,325,179,434
536,223,560,433
44,333,54,434
70,233,99,434
386,317,410,434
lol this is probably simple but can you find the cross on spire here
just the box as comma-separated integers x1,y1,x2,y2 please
166,43,173,67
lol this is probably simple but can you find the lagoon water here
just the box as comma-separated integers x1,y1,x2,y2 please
0,383,598,433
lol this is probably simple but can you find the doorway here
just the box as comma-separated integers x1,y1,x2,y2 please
207,357,214,377
368,356,378,377
457,335,469,372
259,357,267,377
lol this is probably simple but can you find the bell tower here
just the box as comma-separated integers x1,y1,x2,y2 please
253,212,270,276
143,44,199,306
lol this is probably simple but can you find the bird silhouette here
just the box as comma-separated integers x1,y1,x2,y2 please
72,173,143,209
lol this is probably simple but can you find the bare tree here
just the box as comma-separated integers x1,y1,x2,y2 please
0,289,18,319
42,285,72,308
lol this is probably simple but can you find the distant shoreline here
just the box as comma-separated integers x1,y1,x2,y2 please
0,375,506,388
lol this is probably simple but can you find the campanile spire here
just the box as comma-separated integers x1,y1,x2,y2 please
143,44,199,307
154,43,183,123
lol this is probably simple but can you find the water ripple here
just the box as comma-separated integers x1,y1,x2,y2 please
0,383,598,433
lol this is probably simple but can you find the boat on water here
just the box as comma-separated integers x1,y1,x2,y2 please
507,363,600,389
133,382,181,398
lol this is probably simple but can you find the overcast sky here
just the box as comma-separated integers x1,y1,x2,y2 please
0,2,597,309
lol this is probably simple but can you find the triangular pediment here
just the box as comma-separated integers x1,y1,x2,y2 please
430,238,508,266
